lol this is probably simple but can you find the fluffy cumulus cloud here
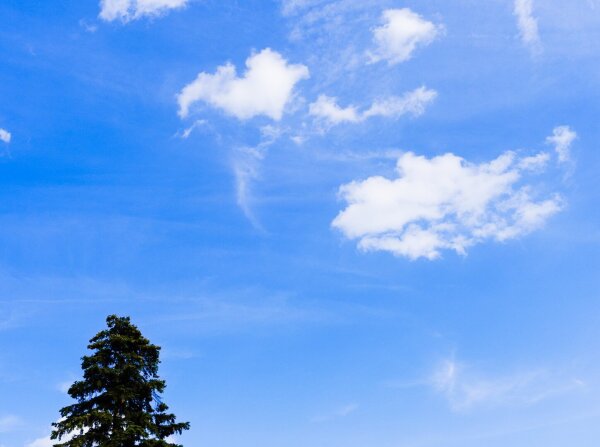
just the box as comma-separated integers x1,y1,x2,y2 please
0,128,11,144
309,86,437,125
368,8,442,65
333,147,563,260
99,0,188,22
514,0,541,52
547,125,577,163
177,48,309,121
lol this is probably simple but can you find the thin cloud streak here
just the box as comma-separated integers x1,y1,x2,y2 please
514,0,542,54
231,146,266,231
430,359,585,412
311,403,359,423
309,86,437,126
99,0,188,22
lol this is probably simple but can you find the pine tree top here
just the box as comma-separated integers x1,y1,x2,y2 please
51,315,190,447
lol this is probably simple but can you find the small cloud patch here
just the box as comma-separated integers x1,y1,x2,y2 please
0,128,11,144
368,8,442,65
99,0,188,22
547,125,577,163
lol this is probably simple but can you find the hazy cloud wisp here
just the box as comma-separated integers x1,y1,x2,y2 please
431,359,585,412
309,86,437,126
99,0,188,22
514,0,542,52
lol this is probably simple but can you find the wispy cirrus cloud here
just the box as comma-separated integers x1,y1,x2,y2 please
231,146,266,230
99,0,188,22
0,415,22,433
309,86,437,126
281,0,381,39
514,0,542,54
333,131,567,260
368,8,442,65
0,317,18,331
283,4,443,69
230,125,284,230
430,359,585,412
177,119,208,139
311,403,359,423
177,48,309,121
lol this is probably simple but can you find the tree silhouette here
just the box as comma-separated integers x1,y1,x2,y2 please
51,315,190,446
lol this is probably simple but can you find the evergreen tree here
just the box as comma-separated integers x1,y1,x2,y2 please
51,315,190,447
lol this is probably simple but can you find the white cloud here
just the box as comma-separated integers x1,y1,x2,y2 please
333,146,563,260
57,380,72,394
24,417,173,447
546,125,577,163
309,86,437,125
230,126,286,230
368,8,442,65
26,420,77,447
514,0,542,52
0,415,21,432
232,146,265,230
518,151,550,171
177,48,309,121
431,359,585,412
281,0,313,16
0,128,11,144
79,19,99,33
99,0,188,23
26,436,55,447
364,87,438,119
309,96,361,124
290,135,306,145
280,0,387,77
179,119,208,139
312,403,359,422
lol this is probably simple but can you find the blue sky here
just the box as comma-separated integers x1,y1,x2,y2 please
1,0,600,446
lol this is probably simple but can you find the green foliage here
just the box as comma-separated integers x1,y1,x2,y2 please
51,315,190,447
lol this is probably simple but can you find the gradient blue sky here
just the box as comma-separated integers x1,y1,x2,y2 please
1,1,600,446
